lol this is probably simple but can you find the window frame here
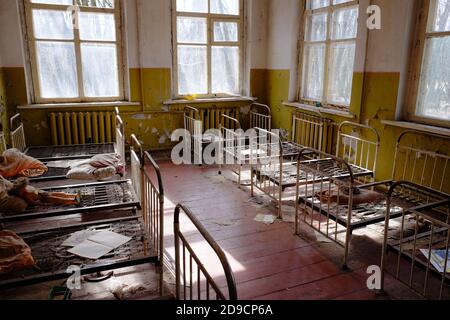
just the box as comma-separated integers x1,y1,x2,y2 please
23,0,125,104
171,0,245,99
297,0,360,110
405,0,450,128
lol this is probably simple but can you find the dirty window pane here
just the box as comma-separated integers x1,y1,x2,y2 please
327,42,355,105
432,0,450,32
417,36,450,120
75,0,114,8
32,9,74,40
81,43,119,97
333,0,353,5
36,41,78,98
214,21,238,42
177,17,207,44
176,0,208,13
305,12,327,42
212,46,239,94
210,0,239,15
79,12,116,41
331,6,358,40
31,0,72,5
307,0,329,10
178,45,208,95
302,43,325,101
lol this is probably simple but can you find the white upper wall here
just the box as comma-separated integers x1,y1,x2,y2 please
365,0,415,73
266,0,300,70
0,0,25,67
248,0,269,69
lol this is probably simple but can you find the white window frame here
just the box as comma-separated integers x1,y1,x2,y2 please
171,0,245,99
297,0,359,110
405,0,450,128
23,0,125,103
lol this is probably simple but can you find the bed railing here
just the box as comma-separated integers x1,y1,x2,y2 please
174,204,238,300
115,113,126,172
183,106,203,163
381,181,450,299
250,103,271,131
337,122,380,184
130,134,143,203
10,113,26,152
141,149,165,293
0,132,6,153
393,131,450,194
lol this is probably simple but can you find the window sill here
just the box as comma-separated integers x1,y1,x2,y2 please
283,102,356,119
18,101,141,110
381,120,450,137
163,96,256,105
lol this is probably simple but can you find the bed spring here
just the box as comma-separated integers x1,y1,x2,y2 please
0,216,156,290
0,180,140,223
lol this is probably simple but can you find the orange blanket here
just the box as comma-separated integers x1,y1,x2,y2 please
0,230,35,275
0,149,48,178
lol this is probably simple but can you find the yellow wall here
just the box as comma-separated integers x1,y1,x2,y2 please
12,67,254,150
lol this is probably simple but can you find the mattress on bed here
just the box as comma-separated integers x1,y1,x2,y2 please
25,143,116,162
0,217,153,285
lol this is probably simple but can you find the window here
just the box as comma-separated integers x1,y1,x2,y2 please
173,0,243,98
407,0,450,126
24,0,123,103
299,0,359,109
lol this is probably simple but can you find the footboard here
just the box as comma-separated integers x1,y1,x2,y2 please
250,103,271,131
10,113,26,152
174,204,237,300
130,134,143,203
115,113,126,172
141,150,165,293
381,181,450,299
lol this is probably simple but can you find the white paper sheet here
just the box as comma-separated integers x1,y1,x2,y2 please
88,230,131,249
68,241,113,260
61,230,100,247
65,230,132,260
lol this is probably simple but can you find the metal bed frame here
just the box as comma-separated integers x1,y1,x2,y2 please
249,111,334,218
220,104,272,187
174,204,237,300
295,128,449,269
0,179,141,224
249,103,272,131
0,137,165,294
0,132,6,154
10,107,125,164
9,109,125,182
380,181,450,300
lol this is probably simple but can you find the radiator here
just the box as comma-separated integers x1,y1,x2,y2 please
291,111,336,154
50,112,116,146
197,107,241,132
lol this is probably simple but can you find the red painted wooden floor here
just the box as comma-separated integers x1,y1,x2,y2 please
156,159,424,300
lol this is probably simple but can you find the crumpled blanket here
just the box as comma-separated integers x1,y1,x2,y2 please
0,149,48,178
315,188,385,206
0,176,28,214
66,154,124,181
0,230,35,275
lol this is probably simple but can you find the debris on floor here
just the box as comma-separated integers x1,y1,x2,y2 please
254,214,277,225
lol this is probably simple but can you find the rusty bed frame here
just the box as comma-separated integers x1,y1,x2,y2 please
295,128,449,270
220,103,272,187
10,107,125,165
0,136,165,293
174,204,237,300
249,111,334,218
